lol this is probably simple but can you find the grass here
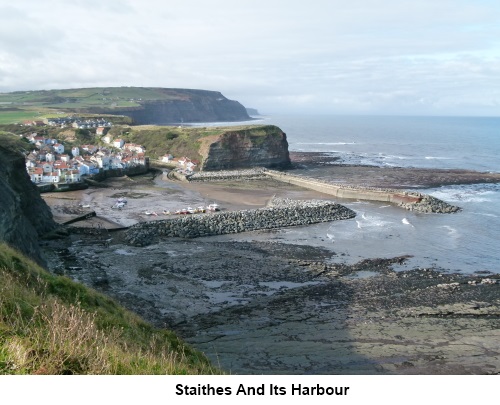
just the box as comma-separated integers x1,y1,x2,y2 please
0,87,191,109
0,108,42,125
110,124,279,160
0,87,210,124
0,243,220,375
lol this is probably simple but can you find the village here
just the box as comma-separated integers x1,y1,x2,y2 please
22,118,199,186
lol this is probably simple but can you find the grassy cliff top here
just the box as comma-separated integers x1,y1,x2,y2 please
0,87,236,125
0,243,219,375
114,124,283,160
0,87,225,109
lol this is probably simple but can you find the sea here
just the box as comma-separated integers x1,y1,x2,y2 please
194,115,500,275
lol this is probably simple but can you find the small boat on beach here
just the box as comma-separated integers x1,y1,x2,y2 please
175,208,189,215
207,203,220,212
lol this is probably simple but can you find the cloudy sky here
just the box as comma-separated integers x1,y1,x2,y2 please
1,0,500,116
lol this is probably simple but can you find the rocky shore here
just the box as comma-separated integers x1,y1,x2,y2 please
39,155,500,375
43,232,500,375
289,151,500,189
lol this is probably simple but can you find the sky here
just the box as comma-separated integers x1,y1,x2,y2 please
1,0,500,116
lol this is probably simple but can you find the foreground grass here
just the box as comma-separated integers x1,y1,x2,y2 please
0,243,220,375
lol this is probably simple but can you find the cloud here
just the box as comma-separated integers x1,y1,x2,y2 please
1,0,500,115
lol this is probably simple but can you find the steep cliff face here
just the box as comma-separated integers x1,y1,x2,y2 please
199,125,291,171
0,138,57,263
113,89,250,124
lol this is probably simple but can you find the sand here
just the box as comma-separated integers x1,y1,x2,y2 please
42,172,338,228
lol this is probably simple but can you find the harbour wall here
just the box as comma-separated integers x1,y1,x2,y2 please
263,170,422,205
184,168,458,213
125,198,356,246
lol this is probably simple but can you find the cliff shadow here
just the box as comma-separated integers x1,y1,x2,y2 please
180,276,386,375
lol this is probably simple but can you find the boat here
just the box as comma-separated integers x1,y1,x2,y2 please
175,208,189,215
207,203,220,212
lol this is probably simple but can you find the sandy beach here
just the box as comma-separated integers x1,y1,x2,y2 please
42,171,337,228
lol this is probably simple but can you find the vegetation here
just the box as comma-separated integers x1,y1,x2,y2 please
0,132,33,159
0,243,220,375
0,108,42,125
0,87,187,109
0,87,198,124
114,124,277,160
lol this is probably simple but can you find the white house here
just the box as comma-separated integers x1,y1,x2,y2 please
71,146,80,157
102,134,113,144
25,159,37,169
29,167,43,183
96,126,107,136
42,171,60,183
63,170,81,183
42,163,53,173
76,161,99,175
92,155,110,170
113,139,125,149
177,157,190,167
110,155,123,169
81,144,98,154
53,143,64,154
186,160,197,171
161,154,174,163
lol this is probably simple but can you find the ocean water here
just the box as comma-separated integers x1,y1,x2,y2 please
216,115,500,274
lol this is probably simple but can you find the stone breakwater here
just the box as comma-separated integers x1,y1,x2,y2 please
184,168,460,214
264,170,460,212
187,168,267,182
125,197,356,246
399,195,461,213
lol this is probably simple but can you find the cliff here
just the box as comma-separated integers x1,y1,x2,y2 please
0,134,58,263
112,89,251,124
124,124,291,170
198,125,291,170
0,87,251,125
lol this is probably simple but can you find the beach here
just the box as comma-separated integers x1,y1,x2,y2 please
42,155,500,229
42,170,338,228
40,159,500,374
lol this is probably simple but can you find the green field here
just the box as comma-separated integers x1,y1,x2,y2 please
0,87,200,124
0,87,189,108
0,108,43,125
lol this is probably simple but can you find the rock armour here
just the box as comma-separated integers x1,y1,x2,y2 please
125,197,356,246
